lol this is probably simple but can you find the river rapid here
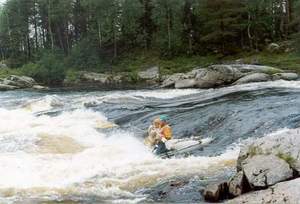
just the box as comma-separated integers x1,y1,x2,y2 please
0,80,300,203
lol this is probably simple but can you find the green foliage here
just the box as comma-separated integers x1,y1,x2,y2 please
20,52,65,85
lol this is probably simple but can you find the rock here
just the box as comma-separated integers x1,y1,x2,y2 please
273,73,298,81
231,64,283,74
237,128,300,173
79,72,112,84
228,171,250,197
195,65,242,88
5,75,36,88
137,66,159,81
0,83,18,91
234,73,271,85
203,181,228,202
267,43,280,53
32,85,49,90
242,155,293,189
175,79,196,89
161,73,187,88
226,178,300,204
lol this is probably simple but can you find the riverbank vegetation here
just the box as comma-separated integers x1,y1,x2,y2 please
0,0,300,85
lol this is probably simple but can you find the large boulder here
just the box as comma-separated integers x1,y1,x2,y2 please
226,178,300,204
234,73,271,85
5,75,36,88
242,155,293,189
137,66,159,81
267,43,281,53
175,79,196,89
237,128,300,173
272,72,299,81
194,65,242,88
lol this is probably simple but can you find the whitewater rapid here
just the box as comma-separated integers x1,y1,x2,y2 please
0,81,299,203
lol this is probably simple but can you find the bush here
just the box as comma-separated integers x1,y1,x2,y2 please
20,51,66,85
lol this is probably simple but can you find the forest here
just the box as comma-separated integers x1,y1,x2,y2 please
0,0,300,84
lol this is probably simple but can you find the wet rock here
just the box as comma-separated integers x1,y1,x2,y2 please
234,73,271,85
203,181,228,202
138,66,159,81
237,128,300,173
195,65,242,88
226,178,300,204
242,155,293,189
228,171,250,197
272,72,298,81
5,75,36,88
175,79,196,89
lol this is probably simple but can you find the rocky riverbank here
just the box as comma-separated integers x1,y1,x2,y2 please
63,64,299,90
203,128,300,203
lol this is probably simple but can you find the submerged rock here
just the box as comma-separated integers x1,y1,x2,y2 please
242,155,293,189
234,73,271,85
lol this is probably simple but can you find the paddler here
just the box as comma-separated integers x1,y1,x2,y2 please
153,115,173,154
144,118,161,147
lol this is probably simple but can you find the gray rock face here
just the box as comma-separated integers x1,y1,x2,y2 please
228,171,250,197
273,72,299,81
231,64,283,74
242,155,293,189
137,66,159,81
5,75,36,88
226,178,300,204
175,79,196,89
80,72,112,84
195,65,242,88
237,128,300,173
0,83,18,91
161,73,187,88
234,73,271,85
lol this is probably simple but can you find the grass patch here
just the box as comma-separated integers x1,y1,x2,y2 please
276,152,297,167
248,145,263,157
0,68,22,79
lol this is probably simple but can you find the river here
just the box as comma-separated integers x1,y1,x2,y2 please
0,80,300,203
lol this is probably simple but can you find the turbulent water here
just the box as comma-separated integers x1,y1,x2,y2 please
0,80,300,203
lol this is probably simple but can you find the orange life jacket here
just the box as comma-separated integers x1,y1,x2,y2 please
160,125,172,140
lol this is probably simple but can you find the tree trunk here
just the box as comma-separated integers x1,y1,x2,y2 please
48,0,54,50
97,20,102,49
34,0,38,50
167,7,172,52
